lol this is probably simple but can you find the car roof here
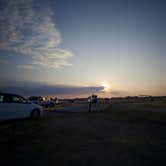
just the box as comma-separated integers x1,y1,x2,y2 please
0,92,21,97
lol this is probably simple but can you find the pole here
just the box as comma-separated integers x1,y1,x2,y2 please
88,100,92,112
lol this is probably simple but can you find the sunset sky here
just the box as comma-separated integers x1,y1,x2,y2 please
0,0,166,98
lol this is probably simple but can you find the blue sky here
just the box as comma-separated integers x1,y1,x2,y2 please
0,0,166,97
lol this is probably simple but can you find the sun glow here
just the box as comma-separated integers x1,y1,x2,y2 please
101,81,110,92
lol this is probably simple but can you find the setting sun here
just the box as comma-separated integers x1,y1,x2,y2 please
101,81,110,92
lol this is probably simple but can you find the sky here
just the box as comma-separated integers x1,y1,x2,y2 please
0,0,166,98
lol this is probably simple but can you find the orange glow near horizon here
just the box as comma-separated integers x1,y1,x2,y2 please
101,81,111,92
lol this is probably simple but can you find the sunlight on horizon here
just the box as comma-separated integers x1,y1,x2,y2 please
101,81,111,92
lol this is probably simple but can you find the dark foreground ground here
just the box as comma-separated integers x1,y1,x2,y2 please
0,101,166,166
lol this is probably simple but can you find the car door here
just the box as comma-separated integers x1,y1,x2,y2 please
10,95,33,119
0,94,17,121
0,94,8,121
0,94,33,121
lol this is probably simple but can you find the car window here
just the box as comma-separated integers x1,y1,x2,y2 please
3,95,13,103
0,94,28,103
0,95,4,103
12,96,26,103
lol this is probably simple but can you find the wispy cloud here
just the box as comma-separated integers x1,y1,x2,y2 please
0,59,9,65
0,0,73,69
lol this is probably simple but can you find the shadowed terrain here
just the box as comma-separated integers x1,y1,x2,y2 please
0,101,166,166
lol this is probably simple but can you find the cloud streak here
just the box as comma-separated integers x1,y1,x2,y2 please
111,90,130,97
0,0,73,68
0,82,104,96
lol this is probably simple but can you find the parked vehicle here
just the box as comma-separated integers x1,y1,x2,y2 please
0,93,43,122
55,99,63,105
28,96,46,106
88,95,98,103
44,99,55,107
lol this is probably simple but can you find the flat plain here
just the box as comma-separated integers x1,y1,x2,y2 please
0,101,166,166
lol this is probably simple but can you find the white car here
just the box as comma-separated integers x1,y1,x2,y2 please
0,93,43,122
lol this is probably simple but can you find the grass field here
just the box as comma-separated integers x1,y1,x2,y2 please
0,101,166,166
